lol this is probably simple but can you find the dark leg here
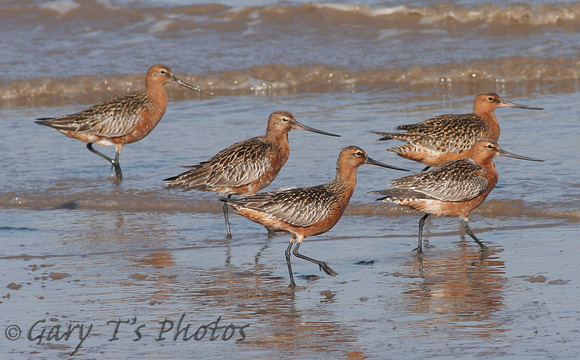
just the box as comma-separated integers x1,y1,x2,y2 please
86,143,122,180
223,195,232,239
462,220,488,252
267,228,277,238
413,214,429,254
292,241,338,277
285,240,296,288
421,166,431,172
112,150,122,180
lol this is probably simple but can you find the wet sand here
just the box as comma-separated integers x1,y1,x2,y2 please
2,207,578,359
2,90,579,359
2,1,580,358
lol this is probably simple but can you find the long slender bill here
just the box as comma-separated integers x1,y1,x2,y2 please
499,149,544,162
294,121,341,137
500,99,543,110
171,76,214,96
365,156,409,171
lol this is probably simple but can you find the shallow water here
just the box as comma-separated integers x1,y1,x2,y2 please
1,0,580,359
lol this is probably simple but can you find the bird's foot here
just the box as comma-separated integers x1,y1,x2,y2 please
319,262,338,277
412,247,424,255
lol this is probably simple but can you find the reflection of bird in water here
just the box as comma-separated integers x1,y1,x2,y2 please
371,139,543,254
222,146,408,288
404,247,506,332
165,110,340,238
373,92,542,170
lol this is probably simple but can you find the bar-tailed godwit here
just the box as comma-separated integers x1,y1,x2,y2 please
221,145,409,288
371,139,543,254
36,64,211,180
373,93,542,169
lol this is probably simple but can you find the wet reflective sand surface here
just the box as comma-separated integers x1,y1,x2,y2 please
2,208,578,359
2,91,579,359
2,1,580,358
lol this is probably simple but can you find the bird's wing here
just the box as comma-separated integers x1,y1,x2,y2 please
167,138,273,189
37,93,148,138
387,159,488,201
205,138,274,187
230,185,336,227
397,114,489,153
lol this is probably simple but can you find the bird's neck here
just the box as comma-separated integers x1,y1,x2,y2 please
472,155,499,188
265,130,290,149
330,163,358,200
477,113,501,139
146,84,168,113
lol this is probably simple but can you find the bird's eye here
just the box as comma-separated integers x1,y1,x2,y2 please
487,144,494,149
160,69,167,74
488,97,494,101
355,151,363,157
281,117,288,122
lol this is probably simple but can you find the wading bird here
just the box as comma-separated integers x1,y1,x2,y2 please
373,93,542,170
36,64,211,180
370,139,543,254
221,146,409,288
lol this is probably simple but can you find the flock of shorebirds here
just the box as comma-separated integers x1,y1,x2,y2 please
36,64,544,288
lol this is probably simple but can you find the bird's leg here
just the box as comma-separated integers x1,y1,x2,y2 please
266,228,277,238
421,165,431,172
87,143,114,163
285,238,296,289
292,241,338,277
462,219,488,252
86,143,122,180
414,214,429,254
223,194,232,239
112,150,122,180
